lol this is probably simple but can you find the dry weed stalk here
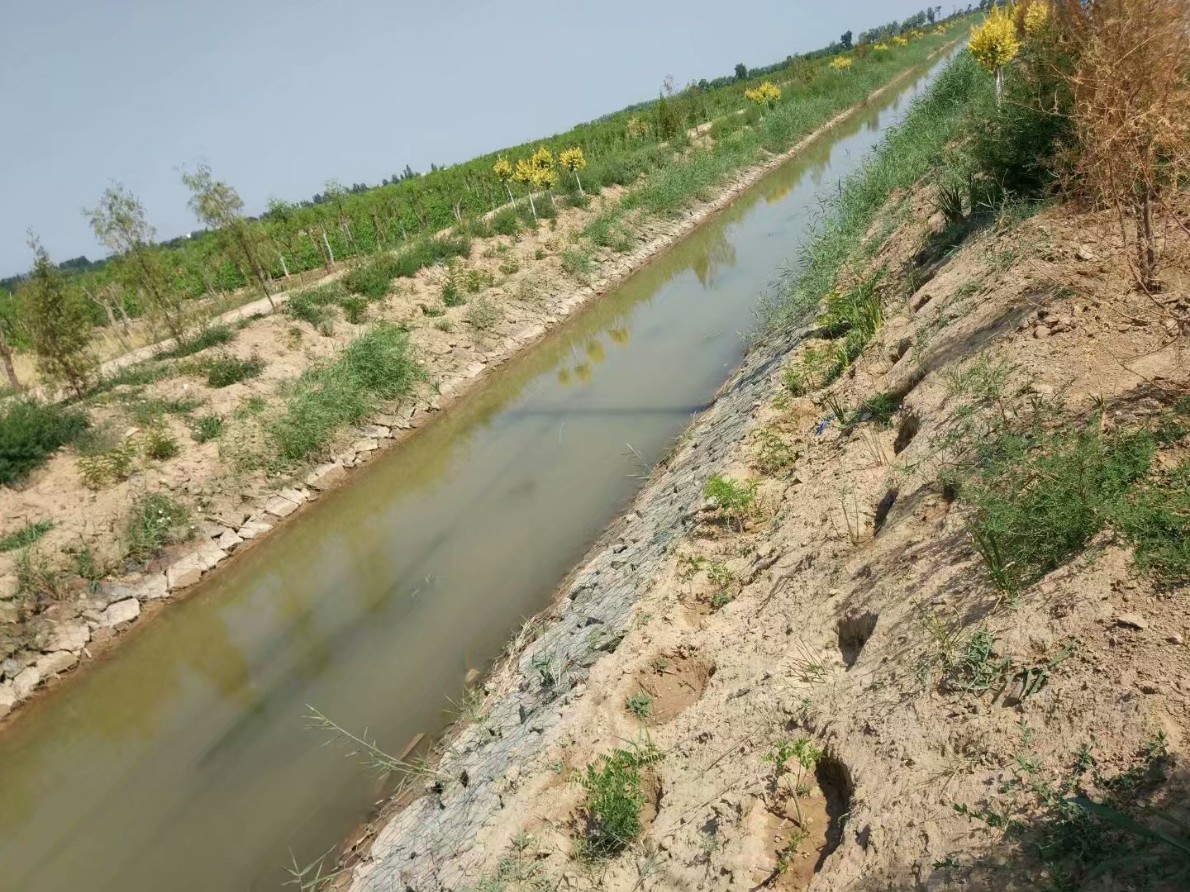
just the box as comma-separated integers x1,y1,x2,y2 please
1056,0,1190,293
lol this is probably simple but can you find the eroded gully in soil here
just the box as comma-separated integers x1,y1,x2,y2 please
0,60,944,892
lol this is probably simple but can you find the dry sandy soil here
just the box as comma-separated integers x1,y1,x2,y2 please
346,189,1190,891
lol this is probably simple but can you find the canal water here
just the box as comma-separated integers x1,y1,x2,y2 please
0,57,947,892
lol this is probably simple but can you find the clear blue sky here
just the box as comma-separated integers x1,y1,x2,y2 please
0,0,945,275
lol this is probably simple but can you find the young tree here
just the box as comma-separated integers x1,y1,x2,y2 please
734,63,748,80
512,159,539,220
558,147,587,196
529,147,558,208
85,183,189,345
180,163,275,308
493,157,516,206
19,236,96,397
969,4,1020,102
840,30,854,49
745,82,782,108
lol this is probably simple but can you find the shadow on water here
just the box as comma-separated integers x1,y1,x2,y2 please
0,59,947,892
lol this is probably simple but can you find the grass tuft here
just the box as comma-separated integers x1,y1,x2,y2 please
0,520,53,553
270,324,422,462
124,492,192,562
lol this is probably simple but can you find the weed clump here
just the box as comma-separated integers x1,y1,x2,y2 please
271,324,421,462
159,324,235,360
205,354,265,388
625,692,652,720
0,399,87,485
1113,464,1190,586
143,425,180,461
76,438,138,489
0,520,53,553
963,423,1155,593
190,415,224,443
704,474,758,530
124,492,191,561
576,740,664,859
466,296,502,331
342,254,403,299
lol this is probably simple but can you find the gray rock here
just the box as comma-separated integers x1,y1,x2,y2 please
99,598,141,628
263,495,300,518
47,622,90,653
13,665,41,700
238,519,274,540
134,573,170,601
216,529,243,551
361,424,392,440
35,650,78,677
1116,612,1148,631
166,542,226,590
305,463,347,491
0,600,18,625
0,681,15,718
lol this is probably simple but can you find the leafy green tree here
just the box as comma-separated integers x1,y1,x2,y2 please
734,63,748,80
655,92,680,140
181,163,275,308
840,30,853,50
19,236,96,397
85,183,190,345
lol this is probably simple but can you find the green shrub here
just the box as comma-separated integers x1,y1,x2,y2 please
968,66,1069,200
442,273,465,307
466,296,502,331
286,287,340,330
191,415,224,443
159,324,235,360
270,324,422,462
124,492,192,561
0,399,87,485
965,424,1155,593
490,207,521,236
343,254,402,298
340,295,369,324
704,474,758,529
561,248,594,280
0,520,53,553
577,741,664,859
205,354,265,388
127,397,201,426
144,425,180,461
77,439,138,489
461,268,494,294
1113,464,1190,587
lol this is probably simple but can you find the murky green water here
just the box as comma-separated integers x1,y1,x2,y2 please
0,60,945,892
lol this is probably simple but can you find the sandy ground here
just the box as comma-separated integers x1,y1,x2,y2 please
345,189,1190,890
